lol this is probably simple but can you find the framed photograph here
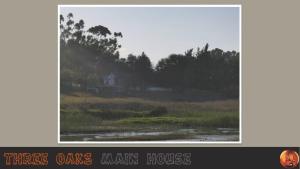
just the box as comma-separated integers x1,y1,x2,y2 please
58,5,241,143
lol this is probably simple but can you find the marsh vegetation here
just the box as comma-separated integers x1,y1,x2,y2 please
60,93,239,141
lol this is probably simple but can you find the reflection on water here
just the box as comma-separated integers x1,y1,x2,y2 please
61,128,239,142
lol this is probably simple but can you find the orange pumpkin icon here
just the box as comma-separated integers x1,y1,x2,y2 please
280,150,299,168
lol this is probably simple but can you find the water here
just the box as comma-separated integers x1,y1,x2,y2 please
61,128,239,142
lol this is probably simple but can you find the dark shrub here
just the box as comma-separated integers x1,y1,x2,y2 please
149,106,168,116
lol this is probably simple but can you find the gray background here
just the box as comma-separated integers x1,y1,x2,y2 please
0,0,299,146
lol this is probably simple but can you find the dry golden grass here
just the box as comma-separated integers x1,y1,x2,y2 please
61,94,238,112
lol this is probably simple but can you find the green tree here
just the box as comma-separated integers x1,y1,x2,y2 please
60,13,123,92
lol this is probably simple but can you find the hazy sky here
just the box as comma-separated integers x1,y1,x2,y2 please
60,6,240,64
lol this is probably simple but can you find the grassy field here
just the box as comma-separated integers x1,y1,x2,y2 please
60,92,239,141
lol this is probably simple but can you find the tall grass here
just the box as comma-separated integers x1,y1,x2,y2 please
60,94,239,133
61,95,238,112
115,113,238,128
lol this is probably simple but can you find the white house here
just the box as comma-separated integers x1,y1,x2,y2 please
103,72,116,86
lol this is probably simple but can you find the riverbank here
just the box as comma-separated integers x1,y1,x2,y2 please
60,93,239,141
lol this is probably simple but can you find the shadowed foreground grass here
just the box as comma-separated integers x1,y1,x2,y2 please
60,93,239,141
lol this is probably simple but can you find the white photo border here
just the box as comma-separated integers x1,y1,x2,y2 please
57,4,242,144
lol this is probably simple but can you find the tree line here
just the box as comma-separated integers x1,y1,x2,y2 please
60,13,239,97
